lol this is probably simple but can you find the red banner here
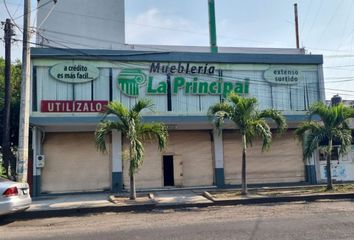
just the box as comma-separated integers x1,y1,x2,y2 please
41,100,108,113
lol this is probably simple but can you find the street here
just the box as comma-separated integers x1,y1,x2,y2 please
2,200,354,240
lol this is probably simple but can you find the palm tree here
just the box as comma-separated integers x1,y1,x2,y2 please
295,102,354,190
95,99,168,200
208,92,287,195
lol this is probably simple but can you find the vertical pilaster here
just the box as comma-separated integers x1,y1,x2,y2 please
305,152,317,184
112,130,123,192
32,126,41,196
213,128,224,187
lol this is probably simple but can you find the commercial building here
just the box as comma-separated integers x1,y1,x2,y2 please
29,47,325,195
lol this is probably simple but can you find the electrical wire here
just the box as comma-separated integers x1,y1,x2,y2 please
303,1,323,42
7,35,354,96
3,0,23,34
36,0,57,29
12,0,55,20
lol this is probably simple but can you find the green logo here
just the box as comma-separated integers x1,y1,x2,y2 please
117,69,147,97
118,68,250,98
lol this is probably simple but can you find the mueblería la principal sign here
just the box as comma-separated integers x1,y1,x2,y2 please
117,62,250,97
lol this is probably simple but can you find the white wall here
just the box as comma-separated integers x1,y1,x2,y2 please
36,0,125,49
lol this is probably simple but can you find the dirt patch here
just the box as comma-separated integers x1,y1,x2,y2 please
207,184,354,200
109,194,156,206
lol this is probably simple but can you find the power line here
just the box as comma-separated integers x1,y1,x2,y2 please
303,1,323,42
37,0,57,29
12,0,54,20
4,28,353,100
10,36,353,95
30,6,292,47
3,0,23,34
316,1,344,45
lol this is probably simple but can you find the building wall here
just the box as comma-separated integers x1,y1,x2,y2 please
224,130,305,184
317,145,354,182
122,131,213,189
32,60,321,114
30,50,323,193
41,132,111,193
36,0,125,49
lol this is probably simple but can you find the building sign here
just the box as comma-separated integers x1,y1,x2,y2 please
264,67,303,85
41,100,108,112
50,61,100,83
149,62,215,75
118,64,249,97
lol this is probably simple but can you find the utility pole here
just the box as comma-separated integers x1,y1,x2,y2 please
2,19,14,177
294,3,300,49
17,0,31,183
208,0,218,53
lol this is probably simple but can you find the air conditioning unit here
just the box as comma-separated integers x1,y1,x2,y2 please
36,155,45,168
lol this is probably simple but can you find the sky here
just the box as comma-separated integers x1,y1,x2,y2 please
1,0,354,100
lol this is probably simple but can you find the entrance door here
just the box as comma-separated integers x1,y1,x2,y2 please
163,155,174,186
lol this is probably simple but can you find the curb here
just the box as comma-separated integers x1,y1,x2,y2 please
4,192,354,221
204,191,354,205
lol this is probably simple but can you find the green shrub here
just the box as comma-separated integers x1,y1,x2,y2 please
0,163,7,178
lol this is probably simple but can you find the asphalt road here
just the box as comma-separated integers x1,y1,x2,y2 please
2,200,354,240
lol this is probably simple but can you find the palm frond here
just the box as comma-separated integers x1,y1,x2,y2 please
332,128,352,155
296,122,327,159
295,121,323,142
132,98,154,114
228,93,257,124
102,101,130,126
259,109,287,133
302,130,327,158
343,105,354,119
309,102,331,122
250,119,272,151
138,122,168,151
207,101,233,131
207,102,233,117
94,121,124,153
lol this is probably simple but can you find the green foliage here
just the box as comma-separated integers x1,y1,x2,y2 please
208,92,287,150
295,102,354,159
0,163,7,178
295,101,354,190
94,99,168,198
208,92,287,194
0,58,22,148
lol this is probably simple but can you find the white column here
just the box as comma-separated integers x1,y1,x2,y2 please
32,127,42,176
213,128,224,187
111,130,123,192
213,128,224,168
112,130,122,172
32,126,42,196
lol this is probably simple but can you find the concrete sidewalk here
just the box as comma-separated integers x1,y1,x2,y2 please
29,190,212,211
14,189,213,219
28,193,116,212
6,187,354,220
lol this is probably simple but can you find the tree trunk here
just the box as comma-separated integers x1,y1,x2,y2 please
326,139,333,191
241,134,247,195
129,172,136,200
129,145,136,200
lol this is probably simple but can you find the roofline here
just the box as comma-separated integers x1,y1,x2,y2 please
31,47,323,65
29,114,315,126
